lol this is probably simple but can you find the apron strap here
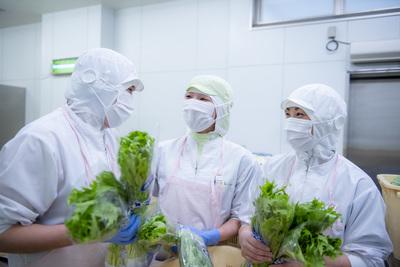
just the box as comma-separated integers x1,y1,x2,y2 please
63,106,118,183
63,107,94,184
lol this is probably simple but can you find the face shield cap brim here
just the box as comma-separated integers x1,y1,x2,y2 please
281,98,314,116
121,76,144,92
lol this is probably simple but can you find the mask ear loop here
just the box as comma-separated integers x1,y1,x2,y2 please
210,96,232,120
309,116,344,148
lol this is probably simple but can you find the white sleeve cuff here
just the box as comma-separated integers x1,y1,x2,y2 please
346,253,367,267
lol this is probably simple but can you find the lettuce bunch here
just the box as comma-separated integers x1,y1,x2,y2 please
65,131,154,244
251,181,294,259
65,171,127,243
252,181,342,267
119,131,154,215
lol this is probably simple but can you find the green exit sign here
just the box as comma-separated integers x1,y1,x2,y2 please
52,57,78,75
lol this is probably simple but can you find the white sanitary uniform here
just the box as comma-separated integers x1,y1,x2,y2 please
0,106,118,267
153,134,262,230
0,48,142,267
242,84,392,267
153,75,262,231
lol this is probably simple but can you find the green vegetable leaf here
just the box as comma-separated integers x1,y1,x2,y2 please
118,131,155,214
65,171,126,243
251,180,342,267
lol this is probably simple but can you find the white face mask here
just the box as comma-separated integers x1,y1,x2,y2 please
105,90,135,128
183,99,216,132
285,118,316,152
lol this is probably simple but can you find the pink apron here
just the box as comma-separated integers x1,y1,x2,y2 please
158,136,225,230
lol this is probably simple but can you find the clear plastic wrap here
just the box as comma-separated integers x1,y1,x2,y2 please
177,228,212,267
106,244,127,267
126,202,177,267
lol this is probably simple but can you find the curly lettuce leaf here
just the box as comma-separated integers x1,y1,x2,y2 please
65,171,126,243
251,181,342,267
118,131,154,213
251,181,295,259
292,199,340,233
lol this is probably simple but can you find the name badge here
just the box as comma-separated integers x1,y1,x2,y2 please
215,175,225,185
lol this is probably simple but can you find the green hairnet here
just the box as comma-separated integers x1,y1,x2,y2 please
186,75,233,136
187,75,233,104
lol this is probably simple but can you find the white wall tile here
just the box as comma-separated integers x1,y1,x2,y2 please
137,71,196,141
282,61,347,98
87,5,102,49
227,65,283,154
192,69,228,80
51,76,70,108
39,78,53,116
34,24,42,80
2,24,40,81
141,0,197,72
197,0,229,69
100,6,115,49
229,0,285,66
114,7,142,71
39,77,69,116
284,22,348,63
348,15,400,42
41,14,54,78
52,8,89,59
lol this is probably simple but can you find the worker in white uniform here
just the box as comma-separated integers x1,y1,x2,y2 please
239,84,392,267
152,75,262,246
0,48,144,267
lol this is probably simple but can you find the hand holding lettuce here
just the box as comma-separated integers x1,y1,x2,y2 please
250,181,342,267
65,131,166,266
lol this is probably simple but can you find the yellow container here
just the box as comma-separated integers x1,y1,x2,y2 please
378,174,400,260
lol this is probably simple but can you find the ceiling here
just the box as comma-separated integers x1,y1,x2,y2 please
0,0,168,28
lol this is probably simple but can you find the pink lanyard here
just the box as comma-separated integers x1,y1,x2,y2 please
63,107,116,185
285,155,340,206
172,136,224,179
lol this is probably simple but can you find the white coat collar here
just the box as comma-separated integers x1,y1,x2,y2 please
63,104,105,139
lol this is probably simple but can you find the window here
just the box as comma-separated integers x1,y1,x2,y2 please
345,0,400,13
253,0,400,27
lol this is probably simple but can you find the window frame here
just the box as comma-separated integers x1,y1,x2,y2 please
252,0,400,28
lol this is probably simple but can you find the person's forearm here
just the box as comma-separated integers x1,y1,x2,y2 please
325,255,351,267
239,224,252,240
0,224,73,253
218,218,240,241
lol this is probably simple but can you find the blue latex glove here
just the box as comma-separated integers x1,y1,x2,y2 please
170,245,178,254
107,214,141,245
188,226,221,246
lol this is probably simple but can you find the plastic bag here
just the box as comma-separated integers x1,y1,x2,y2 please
178,228,212,267
125,201,177,267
